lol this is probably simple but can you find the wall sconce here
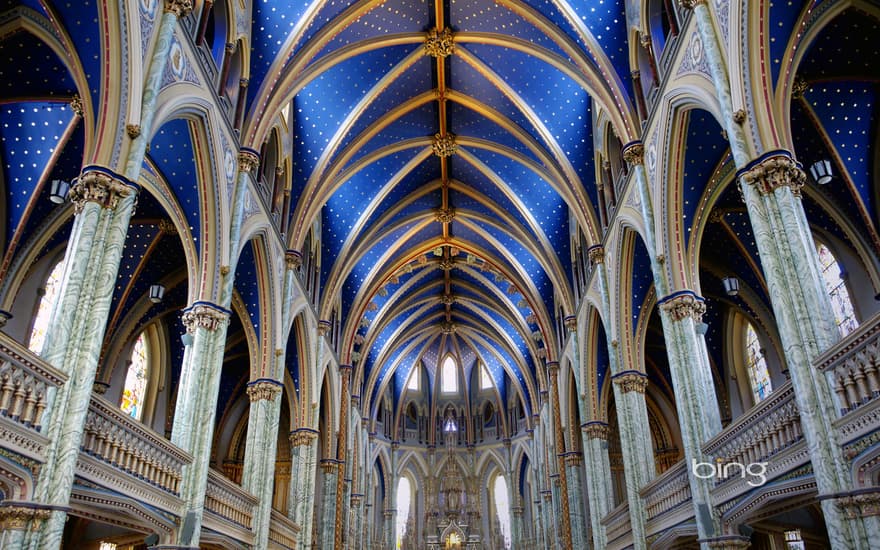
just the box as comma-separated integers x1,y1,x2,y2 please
809,159,833,184
49,179,71,203
148,284,165,303
722,276,740,297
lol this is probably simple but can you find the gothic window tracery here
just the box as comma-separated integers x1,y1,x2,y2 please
745,322,772,403
816,241,859,336
120,332,149,421
441,355,457,393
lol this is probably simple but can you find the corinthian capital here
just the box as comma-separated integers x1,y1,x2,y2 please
164,0,194,17
581,421,610,440
613,371,648,394
181,302,230,333
738,152,806,197
659,291,706,323
246,379,282,402
238,148,260,173
69,168,136,213
622,142,644,166
588,245,605,264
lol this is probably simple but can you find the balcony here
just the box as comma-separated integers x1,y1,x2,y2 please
599,312,880,543
0,331,298,548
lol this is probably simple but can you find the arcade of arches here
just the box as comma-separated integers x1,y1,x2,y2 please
0,1,878,549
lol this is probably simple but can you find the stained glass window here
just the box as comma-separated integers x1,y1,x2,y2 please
395,477,412,548
27,260,64,355
480,363,493,390
441,356,457,393
120,333,149,420
745,322,772,402
493,476,512,549
816,242,858,337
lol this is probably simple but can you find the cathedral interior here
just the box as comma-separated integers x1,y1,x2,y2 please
0,0,878,549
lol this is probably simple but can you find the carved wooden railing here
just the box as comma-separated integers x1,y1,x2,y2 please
205,468,257,529
817,312,880,416
269,509,300,549
640,460,691,522
82,395,191,495
0,331,66,431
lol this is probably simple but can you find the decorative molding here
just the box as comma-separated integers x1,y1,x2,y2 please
440,321,456,334
424,27,455,58
738,151,806,197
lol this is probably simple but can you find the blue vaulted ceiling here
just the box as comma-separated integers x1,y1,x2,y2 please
250,0,640,421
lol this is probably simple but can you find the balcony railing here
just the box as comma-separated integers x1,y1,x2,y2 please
602,500,632,550
269,509,300,549
640,460,691,523
205,468,258,529
0,331,66,431
82,395,191,496
817,312,880,416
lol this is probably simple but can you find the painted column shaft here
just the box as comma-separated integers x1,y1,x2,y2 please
683,1,868,545
320,462,338,549
564,456,586,550
582,426,613,550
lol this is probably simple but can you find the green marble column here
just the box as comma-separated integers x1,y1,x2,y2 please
547,362,573,550
241,379,284,549
679,0,870,544
319,459,338,549
510,505,524,550
592,246,653,549
657,291,723,545
563,453,587,550
289,428,320,549
581,421,613,550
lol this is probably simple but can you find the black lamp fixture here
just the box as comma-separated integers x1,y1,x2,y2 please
148,284,165,303
49,179,71,203
722,276,740,297
809,159,833,185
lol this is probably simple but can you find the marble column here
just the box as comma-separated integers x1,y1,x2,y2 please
241,379,284,549
563,452,587,550
288,428,320,549
319,459,338,549
333,365,353,548
532,497,544,550
0,504,51,549
546,362,573,550
581,421,613,550
510,504,523,550
656,291,724,545
386,442,399,548
680,0,870,544
383,509,396,549
592,245,654,550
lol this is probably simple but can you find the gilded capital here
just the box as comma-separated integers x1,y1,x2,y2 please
317,320,332,336
69,95,84,116
613,371,648,394
164,0,194,17
791,76,809,99
69,168,136,213
290,429,319,447
424,27,455,58
835,491,880,519
581,421,610,440
0,505,51,531
181,302,230,333
319,459,338,475
286,250,303,269
588,245,605,264
238,149,260,173
563,452,583,467
659,292,706,323
563,315,577,333
622,142,644,166
246,380,282,402
546,361,560,376
739,152,806,197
